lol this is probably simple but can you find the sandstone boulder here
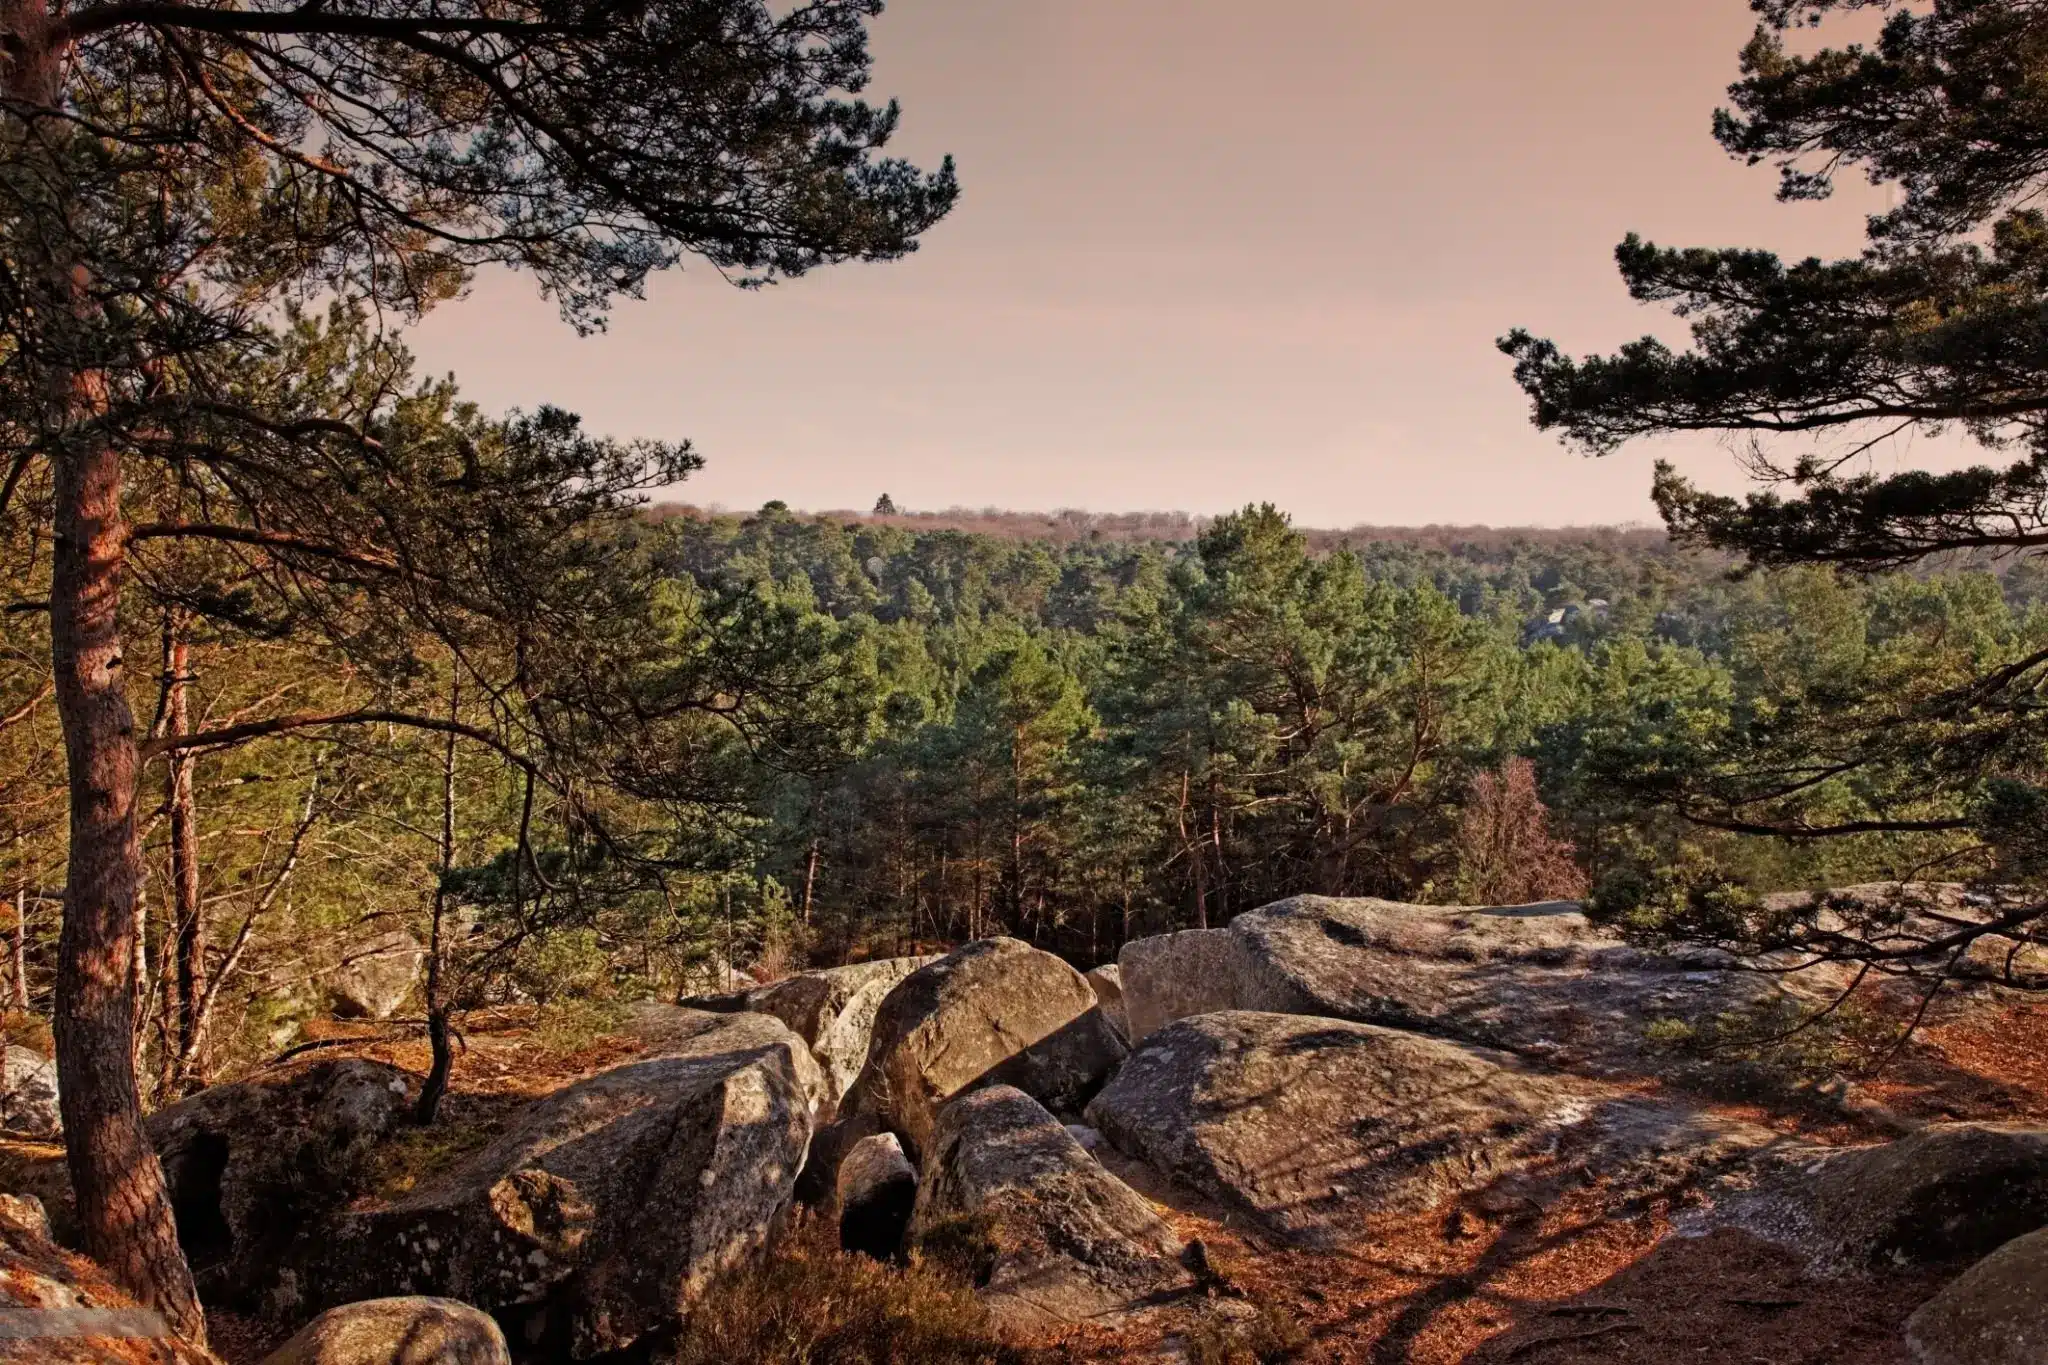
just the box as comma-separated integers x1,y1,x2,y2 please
1085,966,1128,1042
624,1004,830,1114
1711,1123,2048,1271
1118,930,1239,1043
742,957,936,1106
911,1085,1190,1329
1122,897,1840,1082
848,938,1126,1158
0,1045,59,1138
260,1297,509,1365
328,931,425,1021
837,1131,916,1260
315,1010,816,1359
1086,1010,1772,1247
0,1139,75,1244
149,1059,415,1306
0,1188,218,1364
1905,1226,2048,1365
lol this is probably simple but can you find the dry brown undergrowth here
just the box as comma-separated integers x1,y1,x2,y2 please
670,1215,1031,1365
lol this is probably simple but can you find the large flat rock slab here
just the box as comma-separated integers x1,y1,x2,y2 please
1086,1010,1773,1247
911,1085,1190,1329
1120,896,1844,1085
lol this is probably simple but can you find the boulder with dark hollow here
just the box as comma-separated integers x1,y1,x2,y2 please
313,1010,817,1359
910,1085,1190,1329
148,1059,416,1307
847,938,1126,1158
836,1131,917,1261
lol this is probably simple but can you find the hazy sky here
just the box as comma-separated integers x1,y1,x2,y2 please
409,0,1950,527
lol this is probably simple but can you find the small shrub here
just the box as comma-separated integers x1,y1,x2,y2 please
1454,759,1589,906
510,927,610,1008
530,995,624,1052
1643,1016,1697,1047
1183,1301,1310,1365
670,1216,1029,1365
910,1209,1004,1288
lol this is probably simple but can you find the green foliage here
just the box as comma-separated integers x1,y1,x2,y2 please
1502,1,2048,566
1500,1,2048,968
22,466,2048,1079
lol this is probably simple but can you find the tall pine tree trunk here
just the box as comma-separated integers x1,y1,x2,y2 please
49,423,206,1341
10,887,25,1010
415,682,459,1126
6,0,206,1337
161,616,204,1091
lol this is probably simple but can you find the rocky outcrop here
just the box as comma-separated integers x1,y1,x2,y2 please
260,1298,510,1365
1086,1011,1772,1247
1119,897,1838,1082
837,1132,916,1260
1905,1226,2048,1365
1710,1123,2048,1271
624,1004,830,1115
149,1060,416,1306
847,938,1126,1158
741,957,936,1106
315,1009,816,1359
1084,966,1128,1042
0,1045,60,1138
1087,1011,1575,1244
328,931,425,1021
0,1190,219,1364
910,1086,1190,1329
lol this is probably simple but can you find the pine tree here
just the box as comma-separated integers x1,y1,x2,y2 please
0,0,955,1330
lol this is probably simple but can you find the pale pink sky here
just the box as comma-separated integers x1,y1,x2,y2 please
409,0,1957,527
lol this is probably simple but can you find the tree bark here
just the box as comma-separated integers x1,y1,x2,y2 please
161,615,204,1090
801,836,819,929
8,0,207,1337
415,681,458,1126
49,424,207,1342
1178,767,1208,931
10,888,25,1010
